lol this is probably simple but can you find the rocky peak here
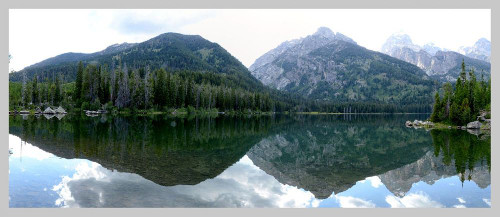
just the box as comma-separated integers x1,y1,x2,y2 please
313,26,336,39
249,27,356,73
422,43,444,55
475,38,491,50
458,38,490,62
381,33,421,54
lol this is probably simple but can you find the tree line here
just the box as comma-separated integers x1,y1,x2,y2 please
15,61,279,113
430,60,491,125
10,61,441,114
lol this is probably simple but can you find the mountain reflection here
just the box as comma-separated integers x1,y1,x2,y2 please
9,115,278,186
8,114,490,207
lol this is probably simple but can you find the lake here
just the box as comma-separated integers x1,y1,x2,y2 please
8,114,491,208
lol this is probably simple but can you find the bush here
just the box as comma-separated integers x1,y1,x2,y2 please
90,99,101,111
81,102,90,110
103,101,114,111
187,106,195,115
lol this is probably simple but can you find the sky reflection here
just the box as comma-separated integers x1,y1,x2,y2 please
9,134,491,208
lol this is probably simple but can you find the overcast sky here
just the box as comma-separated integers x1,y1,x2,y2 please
9,9,491,72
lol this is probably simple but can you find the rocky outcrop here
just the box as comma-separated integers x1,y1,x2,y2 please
381,34,490,82
405,120,434,128
467,121,482,129
458,38,491,62
249,27,437,103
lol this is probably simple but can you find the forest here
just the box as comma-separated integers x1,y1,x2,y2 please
9,61,436,114
430,61,491,126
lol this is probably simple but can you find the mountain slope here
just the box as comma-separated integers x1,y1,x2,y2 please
250,27,439,105
381,34,491,82
10,33,264,91
458,38,491,62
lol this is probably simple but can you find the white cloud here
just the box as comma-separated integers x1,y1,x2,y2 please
336,196,376,208
385,192,444,208
457,197,466,204
52,161,109,207
9,9,490,72
51,155,323,208
8,135,55,161
453,204,466,208
483,198,491,207
359,176,383,188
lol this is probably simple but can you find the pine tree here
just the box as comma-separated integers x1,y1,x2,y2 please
115,69,130,109
153,69,166,108
144,67,153,109
74,61,84,106
54,75,61,106
21,71,27,107
32,76,38,105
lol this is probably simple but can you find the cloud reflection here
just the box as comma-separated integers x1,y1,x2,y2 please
52,155,322,208
9,135,54,161
335,196,376,208
385,192,444,208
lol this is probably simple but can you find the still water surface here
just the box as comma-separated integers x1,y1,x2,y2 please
8,114,490,208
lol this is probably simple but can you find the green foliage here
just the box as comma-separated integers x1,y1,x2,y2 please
430,60,491,125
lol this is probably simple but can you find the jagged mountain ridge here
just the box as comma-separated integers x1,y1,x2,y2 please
458,38,491,62
381,33,491,82
249,27,438,105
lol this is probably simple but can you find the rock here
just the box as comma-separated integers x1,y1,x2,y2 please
54,106,67,114
467,121,482,129
381,34,490,82
43,107,55,114
405,121,413,127
467,129,481,136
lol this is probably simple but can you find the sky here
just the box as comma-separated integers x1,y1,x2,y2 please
9,9,491,72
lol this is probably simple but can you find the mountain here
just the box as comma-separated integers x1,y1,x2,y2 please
379,151,490,198
249,27,438,105
9,115,273,187
9,33,264,92
381,34,491,82
246,115,433,199
458,38,491,62
26,42,137,70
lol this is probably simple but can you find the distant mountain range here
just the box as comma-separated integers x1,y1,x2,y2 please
249,27,438,105
12,28,489,108
380,33,490,82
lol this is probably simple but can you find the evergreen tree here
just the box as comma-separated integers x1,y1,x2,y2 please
115,69,130,109
54,75,62,105
74,61,84,106
153,69,166,108
144,68,153,109
32,76,38,105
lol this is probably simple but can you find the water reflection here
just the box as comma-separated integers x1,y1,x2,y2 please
8,114,490,208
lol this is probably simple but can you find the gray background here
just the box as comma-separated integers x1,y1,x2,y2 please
0,0,497,216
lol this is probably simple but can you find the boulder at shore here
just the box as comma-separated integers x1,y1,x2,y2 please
43,107,55,114
467,121,482,129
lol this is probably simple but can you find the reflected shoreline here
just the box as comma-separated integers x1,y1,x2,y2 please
8,114,491,208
